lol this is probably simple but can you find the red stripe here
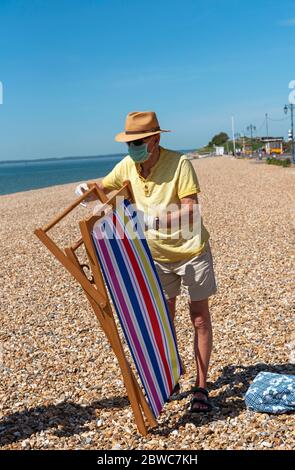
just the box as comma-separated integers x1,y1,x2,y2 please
112,213,173,390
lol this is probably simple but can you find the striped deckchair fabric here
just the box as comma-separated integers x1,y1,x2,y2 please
92,198,183,417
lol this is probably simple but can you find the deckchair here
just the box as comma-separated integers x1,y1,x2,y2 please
34,181,183,435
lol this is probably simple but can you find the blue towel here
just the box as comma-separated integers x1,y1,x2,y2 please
245,372,295,414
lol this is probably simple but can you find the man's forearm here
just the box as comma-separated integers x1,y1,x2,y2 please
159,205,198,230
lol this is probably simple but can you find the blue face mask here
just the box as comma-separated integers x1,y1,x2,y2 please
128,142,150,163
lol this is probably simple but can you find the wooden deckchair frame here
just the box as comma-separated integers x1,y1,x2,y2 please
34,181,157,435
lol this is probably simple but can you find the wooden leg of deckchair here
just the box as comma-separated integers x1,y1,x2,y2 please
91,301,150,435
65,247,152,435
103,302,157,429
103,300,156,427
130,368,157,428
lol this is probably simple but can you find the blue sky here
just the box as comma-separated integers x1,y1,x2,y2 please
0,0,295,160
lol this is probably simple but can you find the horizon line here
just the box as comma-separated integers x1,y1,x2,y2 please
0,147,197,164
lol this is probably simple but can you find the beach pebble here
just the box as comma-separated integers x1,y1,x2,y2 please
261,441,272,448
0,157,294,450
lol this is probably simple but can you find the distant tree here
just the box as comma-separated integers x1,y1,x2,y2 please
208,132,230,147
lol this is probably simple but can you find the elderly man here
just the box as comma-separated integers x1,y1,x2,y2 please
82,111,217,412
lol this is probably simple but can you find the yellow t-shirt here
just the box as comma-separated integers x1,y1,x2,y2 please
102,146,210,262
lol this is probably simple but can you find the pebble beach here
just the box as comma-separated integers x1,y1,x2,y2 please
0,156,294,450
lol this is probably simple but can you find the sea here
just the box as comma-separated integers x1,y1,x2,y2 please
0,154,124,196
0,149,194,196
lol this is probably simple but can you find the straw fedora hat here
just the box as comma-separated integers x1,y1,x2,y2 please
115,111,170,143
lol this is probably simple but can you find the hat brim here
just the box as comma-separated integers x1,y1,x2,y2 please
115,129,170,143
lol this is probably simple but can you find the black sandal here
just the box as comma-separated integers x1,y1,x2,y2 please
189,386,212,413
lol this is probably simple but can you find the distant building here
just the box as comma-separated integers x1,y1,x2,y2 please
260,137,284,155
215,146,224,156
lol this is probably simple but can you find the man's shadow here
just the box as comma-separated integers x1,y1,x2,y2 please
0,396,129,447
152,362,294,437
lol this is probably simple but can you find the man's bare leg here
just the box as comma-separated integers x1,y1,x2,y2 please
189,298,213,411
